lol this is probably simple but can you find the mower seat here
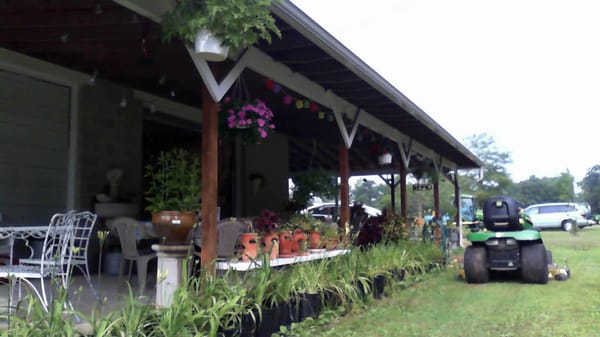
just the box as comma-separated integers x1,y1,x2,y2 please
483,196,522,231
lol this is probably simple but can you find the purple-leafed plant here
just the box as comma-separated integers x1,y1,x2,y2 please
252,209,280,233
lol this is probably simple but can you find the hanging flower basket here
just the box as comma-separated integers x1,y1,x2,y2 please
194,29,229,61
219,96,275,145
378,152,392,165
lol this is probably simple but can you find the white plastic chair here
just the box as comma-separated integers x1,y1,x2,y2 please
0,211,77,312
20,211,98,299
111,217,157,294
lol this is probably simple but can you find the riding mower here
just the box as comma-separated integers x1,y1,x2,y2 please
464,196,549,284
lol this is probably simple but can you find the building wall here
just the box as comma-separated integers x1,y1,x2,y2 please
242,133,290,216
77,83,143,213
0,69,70,223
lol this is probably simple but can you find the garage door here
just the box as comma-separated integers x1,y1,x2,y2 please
0,69,70,223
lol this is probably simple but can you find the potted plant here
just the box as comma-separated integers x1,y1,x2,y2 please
252,209,280,259
277,221,296,258
161,0,282,61
290,169,338,211
322,222,340,251
371,138,394,165
144,148,201,245
219,96,276,145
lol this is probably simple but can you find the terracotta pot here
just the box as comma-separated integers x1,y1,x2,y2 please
151,211,196,245
324,236,339,251
261,232,279,260
308,231,322,249
278,231,295,258
238,232,259,262
292,229,308,256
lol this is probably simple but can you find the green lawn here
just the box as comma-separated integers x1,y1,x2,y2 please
310,226,600,337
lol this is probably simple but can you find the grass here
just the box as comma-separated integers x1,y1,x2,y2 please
306,226,600,337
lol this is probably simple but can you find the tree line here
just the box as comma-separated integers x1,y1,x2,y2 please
350,133,600,217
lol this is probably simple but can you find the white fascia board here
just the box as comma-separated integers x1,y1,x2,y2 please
134,90,202,123
0,48,88,86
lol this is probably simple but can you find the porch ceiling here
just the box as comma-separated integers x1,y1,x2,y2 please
0,0,481,176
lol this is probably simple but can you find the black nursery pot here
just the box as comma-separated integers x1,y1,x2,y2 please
373,274,386,299
256,305,280,337
277,300,293,328
239,311,257,337
296,292,322,321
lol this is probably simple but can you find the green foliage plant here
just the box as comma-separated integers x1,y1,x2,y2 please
144,148,201,212
161,0,282,53
290,169,338,210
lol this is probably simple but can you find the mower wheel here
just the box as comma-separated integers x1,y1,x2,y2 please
546,249,553,265
521,243,548,284
464,246,489,283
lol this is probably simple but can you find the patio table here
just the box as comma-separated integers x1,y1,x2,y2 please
0,225,67,265
215,249,350,272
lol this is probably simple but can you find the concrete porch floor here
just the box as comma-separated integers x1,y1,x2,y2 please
0,272,158,324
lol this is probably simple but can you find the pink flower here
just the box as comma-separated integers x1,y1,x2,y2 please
257,119,265,127
259,128,267,138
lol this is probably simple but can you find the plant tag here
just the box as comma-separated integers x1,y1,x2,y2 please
172,219,181,224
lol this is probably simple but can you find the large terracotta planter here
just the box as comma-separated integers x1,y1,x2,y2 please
151,211,196,245
278,231,295,258
292,229,308,256
324,236,339,251
238,232,259,262
261,231,279,260
308,230,322,249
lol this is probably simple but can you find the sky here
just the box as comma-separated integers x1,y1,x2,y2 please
291,0,600,184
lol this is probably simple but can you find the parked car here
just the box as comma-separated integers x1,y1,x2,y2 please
523,202,592,231
575,202,592,220
301,202,381,222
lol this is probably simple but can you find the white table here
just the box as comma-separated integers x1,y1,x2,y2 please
0,225,65,265
216,249,350,271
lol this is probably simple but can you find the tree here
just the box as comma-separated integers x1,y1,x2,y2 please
512,172,575,206
580,165,600,213
350,178,387,207
461,133,513,204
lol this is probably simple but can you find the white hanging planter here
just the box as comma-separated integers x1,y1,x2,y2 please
378,153,392,165
194,29,229,62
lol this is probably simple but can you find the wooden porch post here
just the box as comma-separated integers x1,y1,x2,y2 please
400,164,407,219
339,143,350,227
433,178,440,220
200,83,219,273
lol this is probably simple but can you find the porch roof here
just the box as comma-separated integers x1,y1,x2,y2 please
0,0,482,175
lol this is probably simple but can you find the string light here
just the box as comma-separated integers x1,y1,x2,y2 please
89,69,98,85
264,78,340,123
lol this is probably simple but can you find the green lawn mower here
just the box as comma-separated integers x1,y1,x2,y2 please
464,196,549,284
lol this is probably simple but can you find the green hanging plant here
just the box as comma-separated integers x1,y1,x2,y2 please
161,0,282,53
291,169,339,210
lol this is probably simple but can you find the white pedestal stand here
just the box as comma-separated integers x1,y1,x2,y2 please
152,244,190,307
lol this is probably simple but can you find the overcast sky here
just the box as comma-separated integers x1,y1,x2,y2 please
292,0,600,183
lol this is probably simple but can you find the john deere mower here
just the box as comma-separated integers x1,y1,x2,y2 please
464,196,549,284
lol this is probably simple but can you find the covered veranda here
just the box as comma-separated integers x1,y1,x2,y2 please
0,0,481,300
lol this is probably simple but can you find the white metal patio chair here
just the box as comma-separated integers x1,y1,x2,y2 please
20,211,98,299
0,211,77,312
111,217,157,294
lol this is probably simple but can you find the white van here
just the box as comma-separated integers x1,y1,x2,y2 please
523,202,591,231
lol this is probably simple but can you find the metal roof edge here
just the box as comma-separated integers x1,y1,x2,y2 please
273,1,482,168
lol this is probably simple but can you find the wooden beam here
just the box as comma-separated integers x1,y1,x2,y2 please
200,80,219,274
339,143,350,228
400,164,407,219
